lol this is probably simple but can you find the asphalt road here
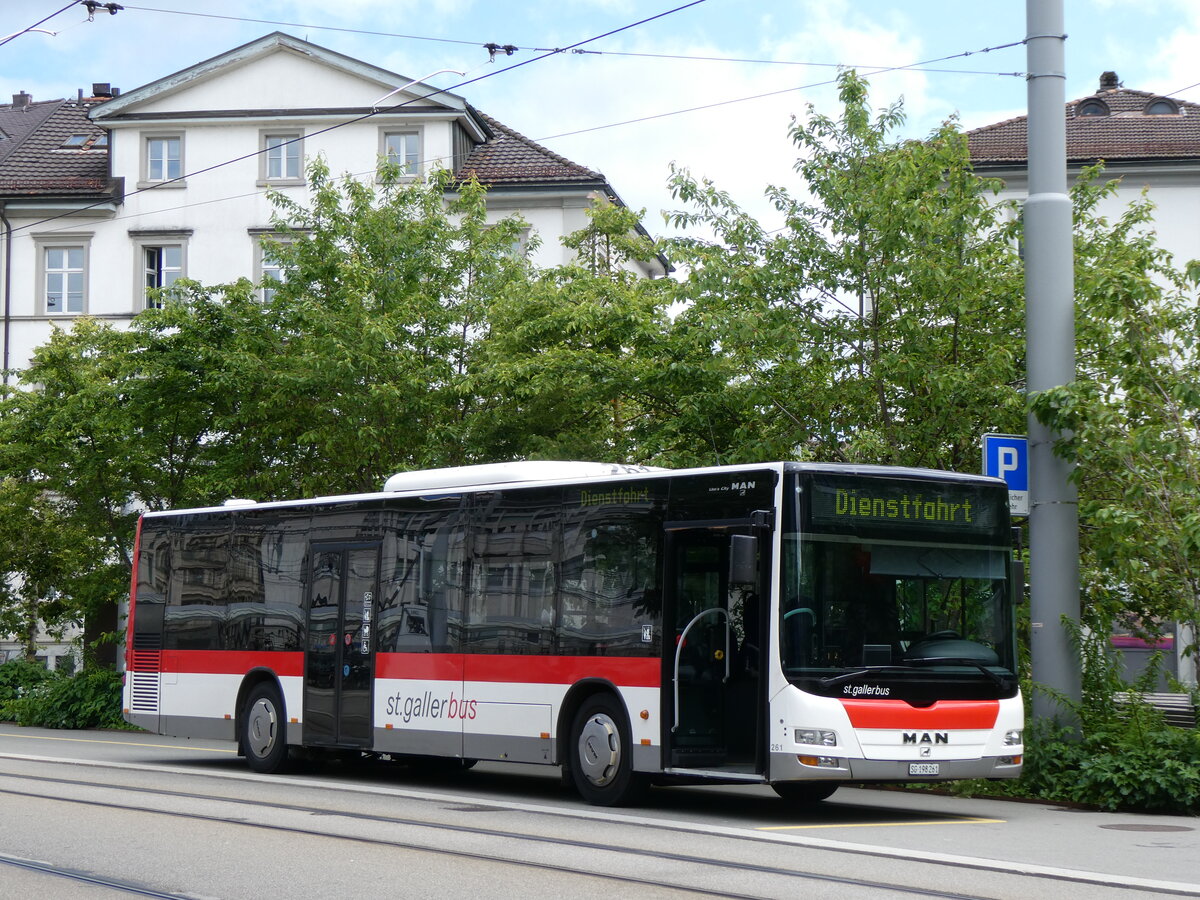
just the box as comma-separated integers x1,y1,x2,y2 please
0,724,1197,899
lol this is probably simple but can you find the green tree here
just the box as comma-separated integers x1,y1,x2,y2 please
0,161,538,657
0,478,119,662
665,71,1027,469
1031,174,1200,681
246,160,535,494
468,204,678,463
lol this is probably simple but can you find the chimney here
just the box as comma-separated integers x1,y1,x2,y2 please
91,82,113,98
12,91,31,107
1099,71,1120,92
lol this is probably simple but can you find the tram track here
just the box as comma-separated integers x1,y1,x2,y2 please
0,767,995,900
0,852,192,899
1,760,1196,899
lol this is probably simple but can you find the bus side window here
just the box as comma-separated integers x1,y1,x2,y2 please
377,502,466,653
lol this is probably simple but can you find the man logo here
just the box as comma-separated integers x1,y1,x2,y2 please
920,747,932,757
903,732,949,745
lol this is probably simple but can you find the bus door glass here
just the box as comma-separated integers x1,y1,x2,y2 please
305,543,379,747
665,527,761,771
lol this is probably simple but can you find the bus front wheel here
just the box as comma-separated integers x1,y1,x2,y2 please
568,695,648,807
242,682,289,774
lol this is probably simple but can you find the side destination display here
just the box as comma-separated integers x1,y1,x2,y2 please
808,474,1007,541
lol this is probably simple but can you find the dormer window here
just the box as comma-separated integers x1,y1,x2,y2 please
58,133,107,150
1077,98,1110,117
1145,97,1180,115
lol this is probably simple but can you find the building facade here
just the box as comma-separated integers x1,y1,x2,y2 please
0,31,665,379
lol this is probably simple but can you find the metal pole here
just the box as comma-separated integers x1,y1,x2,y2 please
1025,0,1080,722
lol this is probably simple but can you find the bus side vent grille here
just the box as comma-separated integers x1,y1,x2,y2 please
129,651,161,713
133,631,163,652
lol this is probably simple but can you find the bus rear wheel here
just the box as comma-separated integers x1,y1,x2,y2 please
771,781,838,803
569,695,648,807
242,682,289,774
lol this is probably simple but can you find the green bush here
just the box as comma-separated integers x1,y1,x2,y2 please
0,662,127,730
0,658,55,707
946,623,1200,814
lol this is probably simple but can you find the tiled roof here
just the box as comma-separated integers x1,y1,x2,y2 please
0,98,62,166
0,98,116,198
968,79,1200,166
457,111,604,186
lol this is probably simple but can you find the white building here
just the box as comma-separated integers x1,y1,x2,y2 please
0,31,666,377
969,71,1200,271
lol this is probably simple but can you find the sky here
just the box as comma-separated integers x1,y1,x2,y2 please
3,1,1199,238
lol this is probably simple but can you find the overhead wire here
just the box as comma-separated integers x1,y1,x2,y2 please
112,3,1024,77
0,0,82,49
539,39,1027,142
19,31,1030,239
118,4,507,50
569,46,1025,79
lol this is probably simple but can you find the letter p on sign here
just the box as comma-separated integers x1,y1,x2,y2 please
998,447,1020,479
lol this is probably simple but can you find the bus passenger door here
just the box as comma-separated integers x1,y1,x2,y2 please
305,543,379,748
665,527,763,774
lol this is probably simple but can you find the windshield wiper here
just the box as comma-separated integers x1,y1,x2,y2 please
820,658,1011,689
903,656,1009,688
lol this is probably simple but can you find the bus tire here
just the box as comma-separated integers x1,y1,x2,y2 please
771,781,838,803
569,694,648,807
242,682,289,774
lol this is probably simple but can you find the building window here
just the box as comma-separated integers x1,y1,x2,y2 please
251,229,302,302
143,245,184,307
56,133,107,151
35,234,92,315
260,131,304,184
46,247,85,313
1076,98,1110,117
131,232,190,309
140,134,184,187
1145,98,1180,116
380,129,420,176
256,239,287,301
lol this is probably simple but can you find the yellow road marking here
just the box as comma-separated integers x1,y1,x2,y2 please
761,817,1004,831
0,732,236,754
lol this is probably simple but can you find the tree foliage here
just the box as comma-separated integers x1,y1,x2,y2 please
664,72,1027,469
1031,173,1200,678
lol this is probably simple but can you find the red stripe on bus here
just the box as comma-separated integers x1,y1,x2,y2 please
146,650,659,688
158,650,305,677
375,653,661,687
841,699,1000,729
375,654,465,680
466,654,661,687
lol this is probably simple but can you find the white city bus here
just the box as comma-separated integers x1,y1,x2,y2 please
124,461,1023,806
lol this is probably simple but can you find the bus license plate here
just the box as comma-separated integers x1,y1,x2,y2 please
909,763,939,776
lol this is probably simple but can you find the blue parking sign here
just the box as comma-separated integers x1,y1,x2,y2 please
982,433,1029,516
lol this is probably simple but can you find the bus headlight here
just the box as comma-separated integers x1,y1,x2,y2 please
795,728,838,747
1004,729,1023,746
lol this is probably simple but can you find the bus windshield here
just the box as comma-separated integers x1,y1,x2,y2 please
780,472,1018,700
